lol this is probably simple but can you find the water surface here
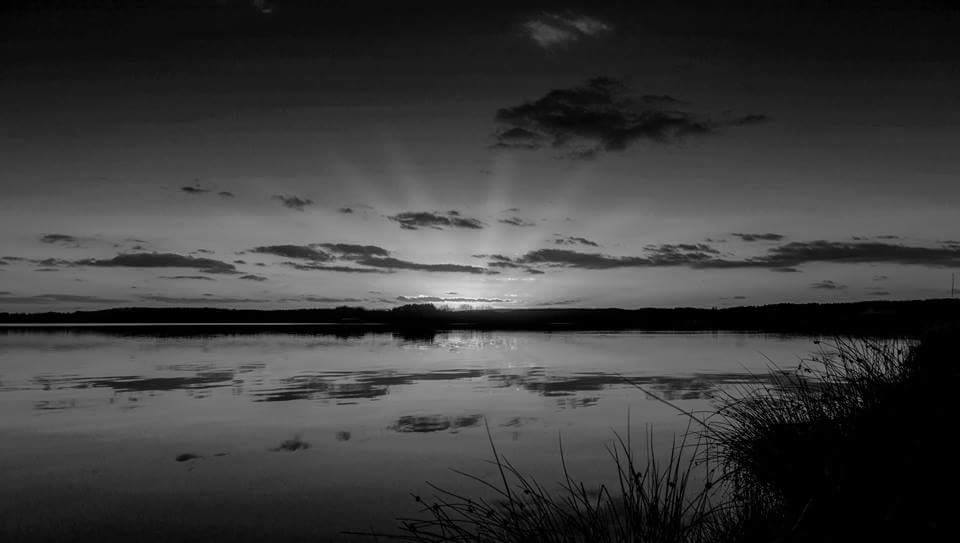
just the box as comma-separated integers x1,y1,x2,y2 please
0,329,818,541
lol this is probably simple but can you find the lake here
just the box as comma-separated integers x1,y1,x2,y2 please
0,328,819,542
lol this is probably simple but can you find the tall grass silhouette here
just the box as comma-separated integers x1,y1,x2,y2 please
358,331,955,542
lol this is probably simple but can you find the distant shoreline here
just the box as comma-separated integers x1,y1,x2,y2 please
2,299,958,336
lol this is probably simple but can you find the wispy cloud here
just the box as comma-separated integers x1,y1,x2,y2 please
496,239,960,272
139,295,269,304
499,216,536,227
78,253,238,274
396,295,510,303
811,280,846,290
353,257,494,274
313,243,391,258
272,194,314,211
0,293,126,304
555,236,600,247
284,262,393,273
523,12,612,49
389,211,484,230
251,245,331,261
732,232,785,242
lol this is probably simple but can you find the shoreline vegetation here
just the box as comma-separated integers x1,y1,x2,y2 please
363,330,956,542
1,298,959,336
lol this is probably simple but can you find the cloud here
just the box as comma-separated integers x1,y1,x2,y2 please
180,186,210,194
78,253,237,274
741,241,960,269
555,236,600,247
218,191,235,198
338,207,354,214
272,194,314,211
284,262,393,274
159,275,216,281
313,243,391,258
40,234,80,245
499,216,536,227
732,232,785,242
523,12,612,49
294,296,364,303
388,211,484,230
139,295,269,304
353,257,494,274
0,293,126,304
500,239,960,272
533,298,582,306
493,77,765,158
239,274,268,281
396,296,510,303
811,280,846,290
251,245,331,261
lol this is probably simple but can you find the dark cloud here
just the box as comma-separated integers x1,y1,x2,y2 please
218,191,235,198
525,268,545,275
729,114,771,126
314,243,391,258
493,77,762,158
294,296,364,303
354,257,494,274
139,295,269,304
389,211,484,230
742,241,960,269
522,12,612,49
533,298,582,306
0,293,126,304
239,274,268,281
499,216,536,227
873,275,889,281
159,275,216,281
272,194,314,211
40,234,80,245
180,186,209,194
811,280,846,290
338,207,354,214
396,296,509,303
732,233,785,242
251,245,331,261
78,253,237,274
555,236,600,247
496,239,960,272
285,262,393,274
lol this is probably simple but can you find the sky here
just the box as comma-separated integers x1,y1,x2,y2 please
2,1,960,311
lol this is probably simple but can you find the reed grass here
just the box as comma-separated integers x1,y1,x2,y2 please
362,331,955,542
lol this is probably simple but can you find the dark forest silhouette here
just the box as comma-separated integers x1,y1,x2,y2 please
2,299,958,336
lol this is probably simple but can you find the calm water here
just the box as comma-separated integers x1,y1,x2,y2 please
0,328,818,542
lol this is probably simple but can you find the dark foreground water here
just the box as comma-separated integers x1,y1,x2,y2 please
0,328,818,542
